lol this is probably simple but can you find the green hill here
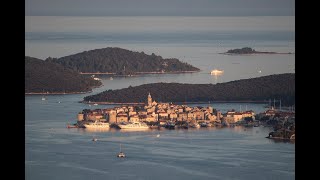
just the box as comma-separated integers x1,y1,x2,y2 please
46,47,200,75
83,73,295,106
25,56,101,94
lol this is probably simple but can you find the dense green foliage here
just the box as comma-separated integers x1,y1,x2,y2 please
46,47,200,74
25,56,101,93
84,73,295,106
226,47,257,54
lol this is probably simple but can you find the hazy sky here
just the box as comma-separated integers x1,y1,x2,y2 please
25,0,294,16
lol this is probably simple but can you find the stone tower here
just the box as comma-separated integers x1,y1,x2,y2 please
217,111,222,121
77,112,84,121
148,92,152,107
109,110,117,124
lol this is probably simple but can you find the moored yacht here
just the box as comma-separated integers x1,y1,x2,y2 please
118,122,149,129
200,122,209,127
84,121,110,129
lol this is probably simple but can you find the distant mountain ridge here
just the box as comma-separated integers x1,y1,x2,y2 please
83,73,295,106
25,56,101,94
46,47,200,75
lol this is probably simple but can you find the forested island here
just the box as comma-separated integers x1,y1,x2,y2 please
221,47,293,55
25,56,101,94
46,47,200,75
83,73,295,106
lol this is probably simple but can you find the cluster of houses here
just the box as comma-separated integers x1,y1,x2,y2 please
77,93,256,126
255,107,295,124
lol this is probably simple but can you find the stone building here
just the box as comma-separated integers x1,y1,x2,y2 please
116,112,128,123
148,92,152,107
109,110,117,124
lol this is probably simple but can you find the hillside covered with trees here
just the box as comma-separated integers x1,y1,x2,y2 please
25,56,101,93
83,73,295,106
46,47,200,75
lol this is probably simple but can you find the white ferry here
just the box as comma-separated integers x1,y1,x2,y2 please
84,121,110,129
118,122,149,129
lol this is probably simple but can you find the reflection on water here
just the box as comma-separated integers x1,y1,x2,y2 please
83,128,110,133
267,138,295,144
119,129,150,132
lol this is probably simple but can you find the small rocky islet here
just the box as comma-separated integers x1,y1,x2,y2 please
220,47,293,55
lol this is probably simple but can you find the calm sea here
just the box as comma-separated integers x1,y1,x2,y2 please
25,16,295,180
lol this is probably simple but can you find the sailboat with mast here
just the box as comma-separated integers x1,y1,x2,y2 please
41,89,47,101
117,144,126,158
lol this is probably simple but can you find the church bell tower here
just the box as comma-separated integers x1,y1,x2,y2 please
148,92,152,107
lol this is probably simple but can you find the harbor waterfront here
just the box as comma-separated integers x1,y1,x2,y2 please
26,90,294,180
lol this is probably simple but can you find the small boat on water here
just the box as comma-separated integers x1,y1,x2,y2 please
84,121,110,129
92,137,98,141
210,69,224,76
117,144,126,158
91,75,101,81
118,122,149,129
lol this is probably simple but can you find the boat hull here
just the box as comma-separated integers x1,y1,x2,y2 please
118,122,149,129
84,123,110,129
118,125,149,129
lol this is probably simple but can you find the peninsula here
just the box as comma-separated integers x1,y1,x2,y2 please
25,56,101,94
83,73,295,106
75,92,295,142
46,47,200,75
220,47,293,55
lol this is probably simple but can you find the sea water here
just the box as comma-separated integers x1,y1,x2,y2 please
25,16,295,180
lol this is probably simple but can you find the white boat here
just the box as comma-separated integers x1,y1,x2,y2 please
118,122,149,129
210,69,224,76
84,121,110,129
117,144,126,158
41,89,47,100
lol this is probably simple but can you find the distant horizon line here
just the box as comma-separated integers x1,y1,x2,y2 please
25,15,295,17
